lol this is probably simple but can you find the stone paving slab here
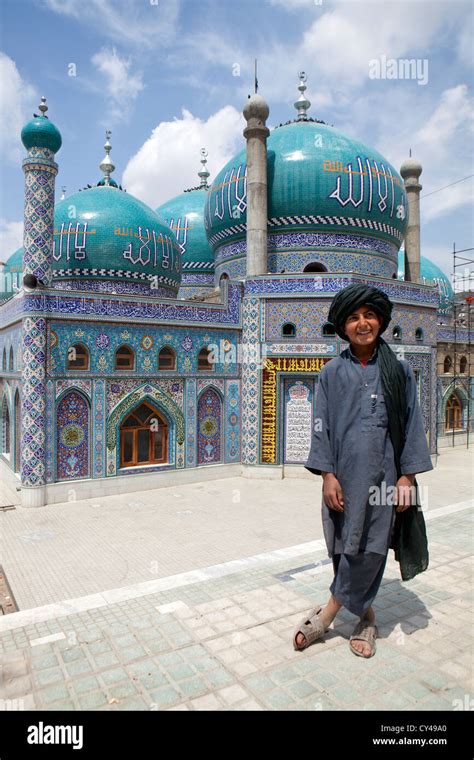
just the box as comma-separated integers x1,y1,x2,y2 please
0,505,472,712
1,447,472,611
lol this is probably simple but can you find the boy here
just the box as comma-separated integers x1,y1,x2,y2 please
295,284,433,657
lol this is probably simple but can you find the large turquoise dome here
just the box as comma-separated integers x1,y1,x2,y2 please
52,186,181,296
205,121,407,279
398,251,454,315
156,188,213,272
21,115,62,154
0,247,23,302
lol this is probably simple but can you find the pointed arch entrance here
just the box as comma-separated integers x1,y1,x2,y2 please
120,401,168,468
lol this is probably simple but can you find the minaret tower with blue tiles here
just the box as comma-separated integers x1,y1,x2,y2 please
20,97,61,506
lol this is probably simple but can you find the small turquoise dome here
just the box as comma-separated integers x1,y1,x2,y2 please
205,121,408,255
21,115,62,154
0,247,23,302
52,186,181,294
156,188,213,271
398,251,454,315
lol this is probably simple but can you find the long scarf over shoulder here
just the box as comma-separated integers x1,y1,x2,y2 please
328,284,429,581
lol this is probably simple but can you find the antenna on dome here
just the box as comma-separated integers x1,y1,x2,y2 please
61,186,66,200
254,59,258,94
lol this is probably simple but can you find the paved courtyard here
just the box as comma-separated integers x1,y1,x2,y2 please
0,447,472,711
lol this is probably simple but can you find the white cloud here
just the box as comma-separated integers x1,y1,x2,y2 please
42,0,180,49
300,1,463,90
0,219,23,263
91,47,144,123
375,85,474,222
267,0,318,8
122,106,245,207
0,52,37,162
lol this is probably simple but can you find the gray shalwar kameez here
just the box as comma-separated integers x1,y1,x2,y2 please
305,344,433,616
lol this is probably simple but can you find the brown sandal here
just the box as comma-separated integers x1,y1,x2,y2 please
349,619,378,658
293,606,327,651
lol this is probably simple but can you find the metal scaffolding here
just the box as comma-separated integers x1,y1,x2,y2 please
450,244,474,447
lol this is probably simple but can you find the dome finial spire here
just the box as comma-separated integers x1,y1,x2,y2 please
99,130,115,186
38,96,48,117
294,71,311,121
198,148,210,189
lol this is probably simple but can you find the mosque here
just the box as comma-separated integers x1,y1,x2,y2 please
0,76,471,507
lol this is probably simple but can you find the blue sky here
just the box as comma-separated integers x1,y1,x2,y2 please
0,0,473,283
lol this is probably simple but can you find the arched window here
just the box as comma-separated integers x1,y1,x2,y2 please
67,343,89,371
158,346,176,370
14,390,20,473
460,356,467,374
322,323,336,337
115,345,134,370
443,356,452,373
445,394,462,431
120,402,168,468
282,323,296,337
392,325,402,340
2,399,10,455
198,347,214,371
415,328,423,341
219,273,229,283
303,262,327,273
2,348,6,371
8,346,14,371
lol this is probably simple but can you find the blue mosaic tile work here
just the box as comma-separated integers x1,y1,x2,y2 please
197,386,222,464
244,276,439,307
264,301,436,344
45,379,54,483
22,146,58,287
437,328,474,342
215,232,398,260
93,379,106,478
240,297,261,466
225,380,241,462
185,378,197,467
49,323,241,376
56,390,90,480
0,323,22,375
404,352,432,442
20,282,243,326
54,280,166,296
214,248,396,280
21,317,47,486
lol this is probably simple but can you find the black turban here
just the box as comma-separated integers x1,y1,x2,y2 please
327,283,393,341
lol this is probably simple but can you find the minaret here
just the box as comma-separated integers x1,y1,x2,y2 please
243,92,270,276
198,148,210,189
20,97,61,507
99,130,115,185
21,96,61,288
400,154,422,283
